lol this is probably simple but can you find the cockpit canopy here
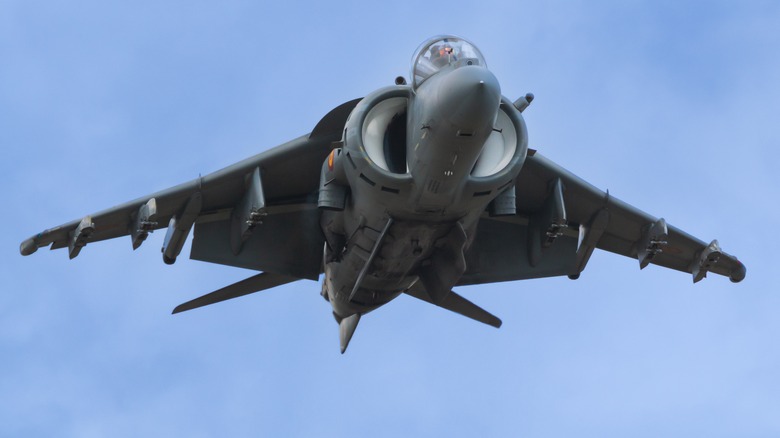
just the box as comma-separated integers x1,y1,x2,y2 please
411,35,487,90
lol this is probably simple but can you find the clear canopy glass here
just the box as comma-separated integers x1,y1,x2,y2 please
410,35,487,89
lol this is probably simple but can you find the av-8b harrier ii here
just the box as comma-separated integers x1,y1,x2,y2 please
20,36,746,352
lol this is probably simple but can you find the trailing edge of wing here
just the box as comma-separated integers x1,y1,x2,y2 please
404,283,502,328
172,272,300,314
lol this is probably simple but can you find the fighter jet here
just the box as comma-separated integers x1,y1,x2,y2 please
20,36,746,353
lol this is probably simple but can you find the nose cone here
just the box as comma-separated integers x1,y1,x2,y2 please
437,66,501,128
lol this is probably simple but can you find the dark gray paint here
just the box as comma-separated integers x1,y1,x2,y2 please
20,36,746,353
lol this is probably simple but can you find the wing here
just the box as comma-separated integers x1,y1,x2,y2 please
460,150,746,286
19,99,361,281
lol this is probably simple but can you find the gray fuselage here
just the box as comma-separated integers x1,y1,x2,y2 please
318,62,529,320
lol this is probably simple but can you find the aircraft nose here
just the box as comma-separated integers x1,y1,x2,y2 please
437,66,501,128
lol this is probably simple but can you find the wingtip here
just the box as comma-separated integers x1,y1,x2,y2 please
20,237,38,256
730,262,747,283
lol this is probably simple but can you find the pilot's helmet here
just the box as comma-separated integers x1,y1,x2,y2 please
430,43,456,67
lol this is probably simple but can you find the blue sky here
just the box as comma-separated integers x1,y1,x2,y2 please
2,1,779,437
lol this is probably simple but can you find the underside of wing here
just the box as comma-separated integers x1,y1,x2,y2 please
461,150,746,286
20,98,362,281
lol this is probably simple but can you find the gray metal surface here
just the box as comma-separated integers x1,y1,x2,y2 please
19,35,746,352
